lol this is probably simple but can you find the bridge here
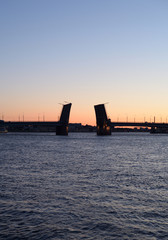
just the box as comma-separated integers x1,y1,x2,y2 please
94,104,168,135
0,103,72,135
1,102,168,135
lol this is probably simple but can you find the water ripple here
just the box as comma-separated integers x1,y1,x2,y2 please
0,132,168,239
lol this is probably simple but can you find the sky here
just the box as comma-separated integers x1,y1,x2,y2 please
1,0,168,125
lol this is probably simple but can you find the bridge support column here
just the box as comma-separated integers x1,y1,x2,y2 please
150,126,168,134
56,125,68,135
150,126,156,134
97,124,111,135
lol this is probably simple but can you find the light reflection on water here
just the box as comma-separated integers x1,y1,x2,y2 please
0,132,168,239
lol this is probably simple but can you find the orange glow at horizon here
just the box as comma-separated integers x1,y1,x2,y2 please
2,103,168,126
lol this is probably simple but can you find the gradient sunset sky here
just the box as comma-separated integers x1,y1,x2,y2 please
1,0,168,125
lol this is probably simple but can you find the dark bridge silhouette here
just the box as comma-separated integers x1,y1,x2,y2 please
94,104,112,135
94,104,168,135
1,103,168,135
1,103,72,135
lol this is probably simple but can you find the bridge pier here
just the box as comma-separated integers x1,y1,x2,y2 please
0,120,7,133
96,123,111,135
56,125,68,135
150,126,168,134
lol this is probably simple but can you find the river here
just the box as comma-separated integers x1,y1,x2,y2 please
0,132,168,239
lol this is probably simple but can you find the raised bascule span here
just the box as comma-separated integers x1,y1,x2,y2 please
1,103,168,135
0,103,72,135
94,104,111,135
94,103,168,135
56,103,72,135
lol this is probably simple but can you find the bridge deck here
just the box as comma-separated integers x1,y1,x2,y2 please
111,122,168,128
3,121,60,127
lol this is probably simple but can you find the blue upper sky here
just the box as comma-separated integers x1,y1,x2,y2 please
1,0,168,123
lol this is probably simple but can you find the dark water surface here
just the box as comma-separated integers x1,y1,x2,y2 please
0,132,168,239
